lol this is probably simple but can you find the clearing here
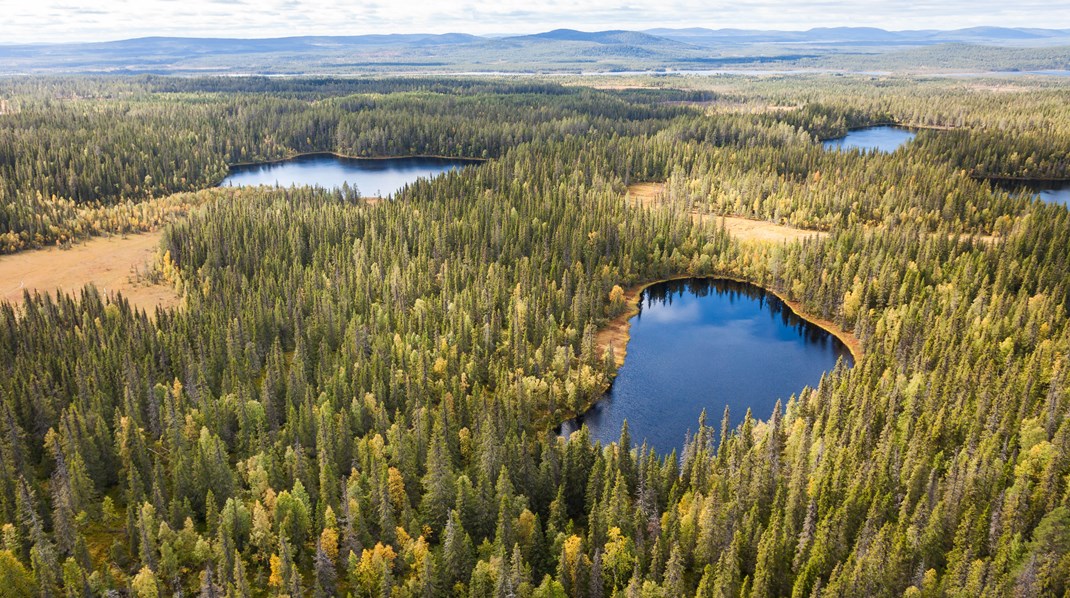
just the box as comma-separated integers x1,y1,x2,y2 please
714,215,827,243
625,182,998,246
625,182,828,243
0,232,180,313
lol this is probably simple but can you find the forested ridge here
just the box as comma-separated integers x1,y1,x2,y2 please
4,76,1069,252
0,76,1069,597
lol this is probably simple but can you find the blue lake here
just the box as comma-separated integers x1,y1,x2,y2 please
221,154,481,196
994,180,1070,206
1037,185,1070,206
559,278,853,455
823,126,916,153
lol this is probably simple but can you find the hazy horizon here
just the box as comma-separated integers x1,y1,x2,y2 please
4,0,1069,44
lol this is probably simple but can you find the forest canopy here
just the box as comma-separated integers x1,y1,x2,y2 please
0,74,1068,597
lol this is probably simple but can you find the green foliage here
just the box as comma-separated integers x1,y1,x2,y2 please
0,550,36,597
1,74,1069,596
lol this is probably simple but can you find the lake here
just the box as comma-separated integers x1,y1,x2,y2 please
823,126,916,153
220,154,481,196
992,179,1070,206
1035,184,1070,206
559,278,852,455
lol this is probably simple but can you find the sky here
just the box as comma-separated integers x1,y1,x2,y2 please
2,0,1069,44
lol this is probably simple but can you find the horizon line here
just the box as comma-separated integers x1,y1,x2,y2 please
3,24,1070,47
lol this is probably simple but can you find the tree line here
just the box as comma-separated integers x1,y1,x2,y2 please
0,75,1068,596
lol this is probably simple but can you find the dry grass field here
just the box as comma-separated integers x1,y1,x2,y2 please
625,181,828,243
0,232,180,313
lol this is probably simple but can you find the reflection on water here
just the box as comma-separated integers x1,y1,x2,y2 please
221,154,480,196
823,126,916,153
559,278,852,455
991,178,1070,206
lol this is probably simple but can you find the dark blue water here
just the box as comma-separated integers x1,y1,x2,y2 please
823,126,916,153
559,278,852,455
221,154,480,196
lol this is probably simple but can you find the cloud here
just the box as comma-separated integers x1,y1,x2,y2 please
642,301,701,324
1,0,1068,43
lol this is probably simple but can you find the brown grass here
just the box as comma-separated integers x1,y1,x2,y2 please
625,182,666,209
626,182,828,244
715,215,827,243
0,232,181,313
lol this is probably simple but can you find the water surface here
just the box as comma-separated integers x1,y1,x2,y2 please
221,154,480,196
1036,184,1070,206
992,179,1070,206
823,126,916,153
559,278,852,455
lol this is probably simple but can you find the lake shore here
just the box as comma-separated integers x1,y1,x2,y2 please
818,121,957,142
979,175,1070,184
596,274,863,376
556,274,862,443
226,151,488,169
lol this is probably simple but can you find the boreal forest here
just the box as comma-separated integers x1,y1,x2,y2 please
0,74,1068,597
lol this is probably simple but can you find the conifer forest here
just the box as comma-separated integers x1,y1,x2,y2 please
1,74,1069,597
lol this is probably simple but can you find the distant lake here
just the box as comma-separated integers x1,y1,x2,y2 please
558,278,852,455
1035,184,1070,206
991,179,1070,206
221,154,481,196
823,126,916,153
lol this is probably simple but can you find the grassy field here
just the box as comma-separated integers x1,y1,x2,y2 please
625,181,828,243
0,232,179,313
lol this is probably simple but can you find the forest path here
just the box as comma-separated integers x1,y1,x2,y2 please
0,232,180,313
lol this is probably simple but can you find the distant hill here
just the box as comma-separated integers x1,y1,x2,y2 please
2,33,484,57
643,26,1070,46
505,29,690,47
1,27,1068,75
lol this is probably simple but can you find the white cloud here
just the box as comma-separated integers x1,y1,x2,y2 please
0,0,1068,43
642,301,701,324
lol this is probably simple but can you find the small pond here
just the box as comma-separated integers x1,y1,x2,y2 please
221,154,481,196
558,278,853,455
823,126,916,153
992,179,1070,206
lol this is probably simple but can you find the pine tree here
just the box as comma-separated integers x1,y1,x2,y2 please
313,537,337,598
663,545,685,597
278,536,302,597
588,548,605,598
16,478,59,597
420,413,456,537
442,510,474,590
229,551,251,598
199,563,223,598
137,502,158,572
